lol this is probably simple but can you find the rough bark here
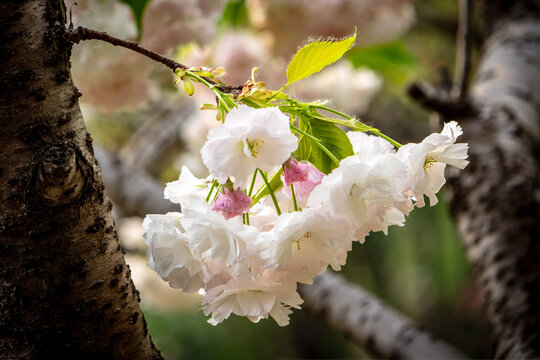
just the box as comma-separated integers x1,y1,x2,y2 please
410,1,540,358
0,1,162,358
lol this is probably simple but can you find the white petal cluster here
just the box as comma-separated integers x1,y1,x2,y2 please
201,105,298,189
164,166,211,210
309,132,413,242
397,121,469,207
144,118,468,326
202,269,302,326
258,208,353,283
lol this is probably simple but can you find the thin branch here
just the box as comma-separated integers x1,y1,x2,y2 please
68,26,187,71
67,26,243,95
453,0,474,99
299,273,468,359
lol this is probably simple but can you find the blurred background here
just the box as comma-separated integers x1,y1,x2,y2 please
69,0,492,358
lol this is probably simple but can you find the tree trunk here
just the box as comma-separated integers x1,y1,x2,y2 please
410,1,540,358
0,1,162,358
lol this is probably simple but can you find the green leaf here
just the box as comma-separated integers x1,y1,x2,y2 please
218,0,249,30
120,0,151,40
286,29,357,84
295,117,354,174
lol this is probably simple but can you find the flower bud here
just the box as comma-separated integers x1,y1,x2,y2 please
211,188,252,219
282,161,324,207
200,103,218,111
282,159,309,187
183,77,195,96
211,67,226,78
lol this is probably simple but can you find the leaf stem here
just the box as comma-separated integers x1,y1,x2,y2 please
268,83,289,102
290,124,340,166
241,98,262,109
251,168,283,204
258,169,281,216
290,184,299,211
187,72,233,113
248,169,258,197
206,180,218,202
369,129,402,149
311,104,402,148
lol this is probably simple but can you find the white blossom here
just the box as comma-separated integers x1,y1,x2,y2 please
143,213,209,293
164,166,211,210
201,105,298,189
308,152,412,241
202,268,302,326
182,207,259,267
248,202,279,232
144,99,469,327
397,121,469,207
257,207,354,283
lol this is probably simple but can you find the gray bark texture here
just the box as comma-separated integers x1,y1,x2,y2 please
0,0,162,358
410,1,540,358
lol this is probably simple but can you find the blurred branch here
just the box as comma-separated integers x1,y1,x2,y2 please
121,100,195,175
94,144,178,216
407,81,475,118
453,0,474,99
299,273,468,359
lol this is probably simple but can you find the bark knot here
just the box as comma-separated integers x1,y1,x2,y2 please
35,145,84,206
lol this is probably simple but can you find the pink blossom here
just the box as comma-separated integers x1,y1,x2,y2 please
282,159,310,186
282,161,324,206
212,188,252,219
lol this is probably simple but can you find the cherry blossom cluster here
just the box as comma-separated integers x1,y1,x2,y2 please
143,104,469,326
